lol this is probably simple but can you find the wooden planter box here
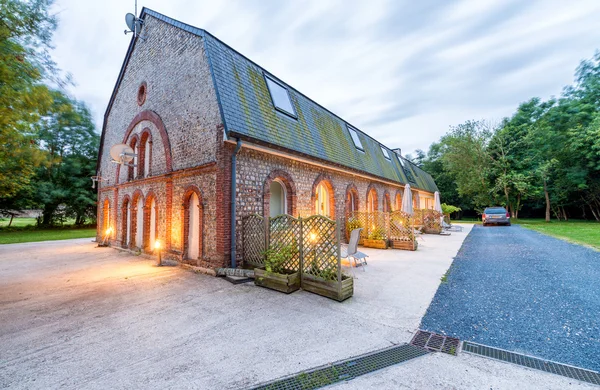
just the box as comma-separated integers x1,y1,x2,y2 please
254,268,300,294
424,227,442,234
389,239,418,251
301,273,353,302
362,239,388,249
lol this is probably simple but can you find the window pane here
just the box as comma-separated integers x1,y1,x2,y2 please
347,126,364,150
381,146,390,159
265,76,295,115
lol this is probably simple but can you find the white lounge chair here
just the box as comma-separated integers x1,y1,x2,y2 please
341,228,368,272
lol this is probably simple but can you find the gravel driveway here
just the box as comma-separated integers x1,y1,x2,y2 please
421,225,600,372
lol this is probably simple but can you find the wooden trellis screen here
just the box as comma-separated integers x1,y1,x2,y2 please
389,211,415,242
422,209,444,234
242,214,266,268
348,211,388,241
269,214,301,272
301,215,340,282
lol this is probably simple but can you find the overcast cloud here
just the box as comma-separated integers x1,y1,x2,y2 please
51,0,600,154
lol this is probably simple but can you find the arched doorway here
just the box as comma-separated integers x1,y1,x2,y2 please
269,179,286,217
314,181,333,217
367,187,378,212
121,197,131,247
383,191,391,212
135,198,143,249
149,198,156,249
395,191,402,211
188,192,200,260
102,199,111,233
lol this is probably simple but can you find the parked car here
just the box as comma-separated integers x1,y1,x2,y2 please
482,207,511,226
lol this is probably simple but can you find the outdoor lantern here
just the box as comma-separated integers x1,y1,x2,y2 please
155,240,162,266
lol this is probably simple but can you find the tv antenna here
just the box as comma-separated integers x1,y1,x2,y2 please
124,0,144,39
110,143,137,167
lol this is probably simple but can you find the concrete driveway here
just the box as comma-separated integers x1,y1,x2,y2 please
0,231,594,389
421,224,600,372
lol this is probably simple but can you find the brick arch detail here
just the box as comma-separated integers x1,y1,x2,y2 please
395,190,403,211
143,190,158,253
181,185,204,264
102,198,111,233
138,127,152,178
366,183,379,212
311,173,336,218
126,135,139,182
130,189,145,249
345,183,359,215
383,190,391,212
263,169,297,218
121,195,131,248
115,110,172,183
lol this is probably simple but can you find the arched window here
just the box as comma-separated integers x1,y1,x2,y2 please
312,175,335,218
183,186,203,263
128,137,138,181
315,182,330,216
383,191,391,212
263,170,296,218
269,179,286,217
395,191,403,211
148,197,157,250
138,129,152,178
132,191,144,249
122,197,131,247
367,188,378,212
346,186,359,214
413,192,420,209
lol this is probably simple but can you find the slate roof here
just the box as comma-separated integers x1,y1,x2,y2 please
140,8,438,193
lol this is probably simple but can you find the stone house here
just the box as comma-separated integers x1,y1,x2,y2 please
96,8,439,269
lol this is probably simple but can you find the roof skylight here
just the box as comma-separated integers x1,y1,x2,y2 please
381,146,391,160
347,126,364,151
264,75,296,117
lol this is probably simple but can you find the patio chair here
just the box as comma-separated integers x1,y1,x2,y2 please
442,220,463,232
341,228,368,272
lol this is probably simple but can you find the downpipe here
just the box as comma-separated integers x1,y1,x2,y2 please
230,139,242,268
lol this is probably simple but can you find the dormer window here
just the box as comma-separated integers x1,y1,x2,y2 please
264,75,296,117
381,146,391,160
347,125,364,151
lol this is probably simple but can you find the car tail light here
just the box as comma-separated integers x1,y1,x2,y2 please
506,212,510,218
482,213,486,219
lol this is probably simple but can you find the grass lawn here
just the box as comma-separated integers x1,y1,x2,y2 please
516,219,600,250
0,218,96,245
0,217,38,227
0,228,96,245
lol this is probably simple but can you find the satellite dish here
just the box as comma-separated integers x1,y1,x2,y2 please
110,144,135,164
125,13,136,32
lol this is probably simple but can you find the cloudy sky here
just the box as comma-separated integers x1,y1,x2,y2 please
51,0,600,154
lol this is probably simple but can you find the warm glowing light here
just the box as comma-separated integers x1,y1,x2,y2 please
105,227,113,235
154,240,161,250
309,232,317,243
371,225,375,230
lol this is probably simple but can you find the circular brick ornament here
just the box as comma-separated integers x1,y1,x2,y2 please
137,82,147,106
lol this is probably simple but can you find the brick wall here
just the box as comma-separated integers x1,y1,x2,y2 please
233,146,435,263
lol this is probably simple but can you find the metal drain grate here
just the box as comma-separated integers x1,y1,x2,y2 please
410,330,460,355
249,344,429,390
463,341,600,386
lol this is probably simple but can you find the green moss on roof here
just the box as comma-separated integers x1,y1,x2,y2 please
140,8,439,193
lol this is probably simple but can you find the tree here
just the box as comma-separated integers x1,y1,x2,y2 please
0,0,62,198
34,91,99,225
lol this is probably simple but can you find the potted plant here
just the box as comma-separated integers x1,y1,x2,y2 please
254,244,300,294
362,226,388,249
